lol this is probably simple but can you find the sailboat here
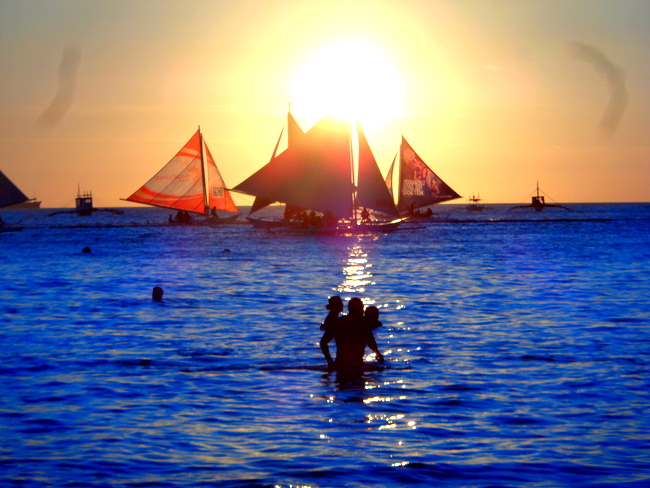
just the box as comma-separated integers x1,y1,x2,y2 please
508,182,570,212
233,114,403,234
0,169,39,232
386,137,461,218
466,193,484,211
124,128,239,224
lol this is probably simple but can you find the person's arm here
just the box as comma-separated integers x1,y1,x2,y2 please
366,331,384,363
320,330,336,371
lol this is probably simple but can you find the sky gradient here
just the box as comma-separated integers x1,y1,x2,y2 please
1,0,648,207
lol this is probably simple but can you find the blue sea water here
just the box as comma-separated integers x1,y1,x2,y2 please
1,203,649,488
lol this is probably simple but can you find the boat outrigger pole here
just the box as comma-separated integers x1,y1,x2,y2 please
350,119,357,221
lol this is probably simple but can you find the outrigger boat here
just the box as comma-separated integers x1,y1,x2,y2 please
48,187,124,217
466,193,484,211
123,128,239,224
508,182,570,212
233,112,404,234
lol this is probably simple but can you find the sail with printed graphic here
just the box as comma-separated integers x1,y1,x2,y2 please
397,137,461,214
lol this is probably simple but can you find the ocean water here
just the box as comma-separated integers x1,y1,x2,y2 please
1,203,649,488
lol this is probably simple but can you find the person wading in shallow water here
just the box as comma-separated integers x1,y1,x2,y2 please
320,296,343,331
320,297,384,374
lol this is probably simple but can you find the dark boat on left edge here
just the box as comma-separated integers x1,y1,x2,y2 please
0,169,39,232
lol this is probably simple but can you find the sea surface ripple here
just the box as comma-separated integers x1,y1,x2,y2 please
1,203,649,487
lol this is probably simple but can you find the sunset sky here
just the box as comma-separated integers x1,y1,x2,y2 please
1,0,648,207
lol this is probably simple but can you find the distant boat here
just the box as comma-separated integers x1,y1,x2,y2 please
1,169,39,232
74,189,94,216
466,193,484,211
49,187,124,216
508,182,570,212
233,113,404,234
124,128,239,224
385,137,461,219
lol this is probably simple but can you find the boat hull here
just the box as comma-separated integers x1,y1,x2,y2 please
168,214,241,226
4,200,41,209
264,218,406,235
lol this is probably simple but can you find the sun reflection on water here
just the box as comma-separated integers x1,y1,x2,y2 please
337,241,373,295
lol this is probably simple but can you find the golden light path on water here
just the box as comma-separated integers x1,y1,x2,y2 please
328,238,418,464
336,242,373,296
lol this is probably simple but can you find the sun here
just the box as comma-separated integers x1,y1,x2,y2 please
291,40,403,130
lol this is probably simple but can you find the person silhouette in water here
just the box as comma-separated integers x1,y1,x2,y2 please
364,305,383,330
321,296,343,331
152,286,164,301
320,297,384,373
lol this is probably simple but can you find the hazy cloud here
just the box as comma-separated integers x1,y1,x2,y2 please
569,41,627,137
37,45,81,129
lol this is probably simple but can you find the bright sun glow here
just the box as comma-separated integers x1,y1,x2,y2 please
291,40,403,129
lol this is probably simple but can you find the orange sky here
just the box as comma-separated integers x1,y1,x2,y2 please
1,0,648,207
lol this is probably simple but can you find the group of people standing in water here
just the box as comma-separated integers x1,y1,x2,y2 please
152,285,383,374
319,295,384,374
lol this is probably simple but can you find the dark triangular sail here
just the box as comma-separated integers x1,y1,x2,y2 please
385,154,396,200
234,115,353,218
249,111,306,215
356,123,400,217
0,169,31,209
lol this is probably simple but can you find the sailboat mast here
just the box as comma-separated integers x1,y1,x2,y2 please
397,136,403,211
199,126,209,215
349,120,357,220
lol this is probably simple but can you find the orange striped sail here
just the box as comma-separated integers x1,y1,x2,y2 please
125,130,238,216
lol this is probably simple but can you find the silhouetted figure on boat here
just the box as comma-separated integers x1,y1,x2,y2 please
320,297,384,374
301,212,309,228
152,286,164,301
324,211,337,228
320,296,344,331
